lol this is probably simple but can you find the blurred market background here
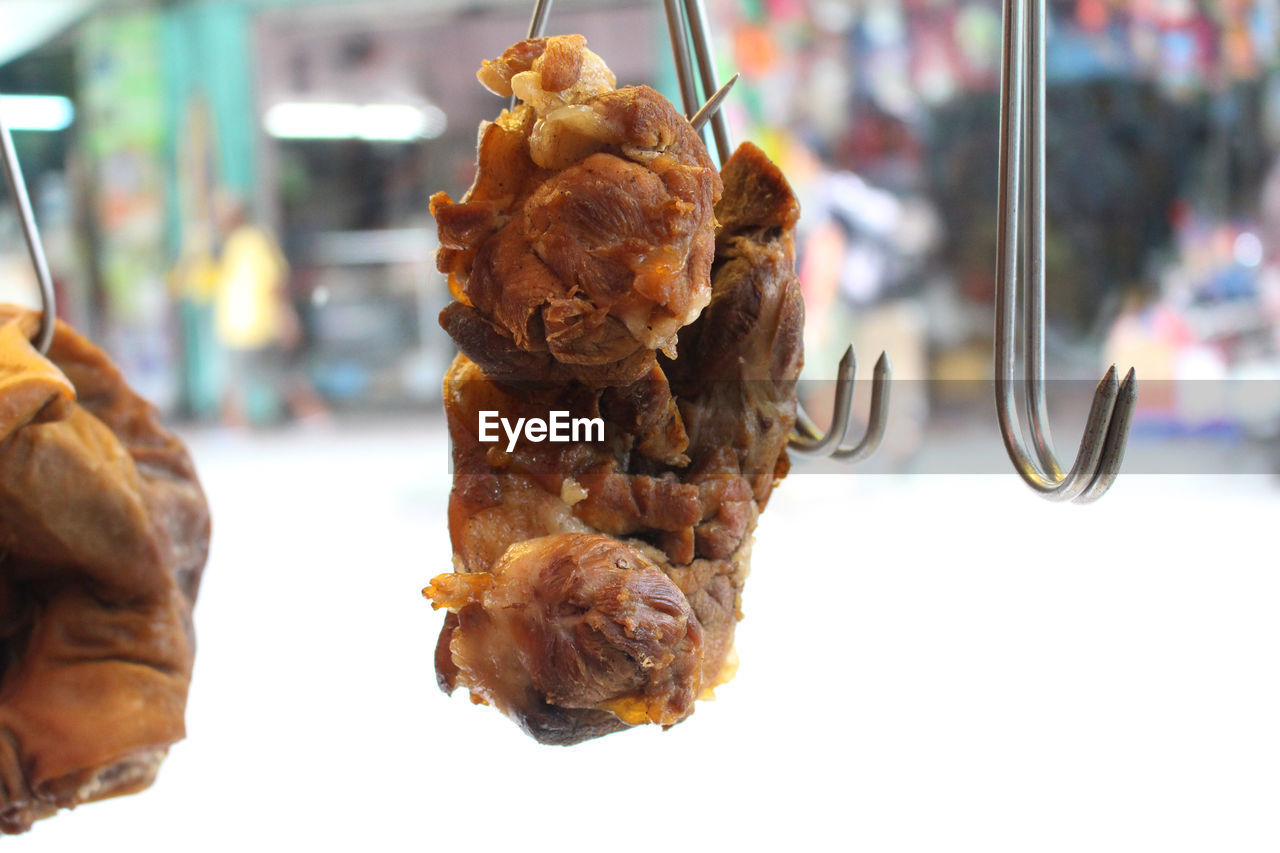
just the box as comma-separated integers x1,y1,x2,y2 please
3,0,1280,472
9,3,1280,851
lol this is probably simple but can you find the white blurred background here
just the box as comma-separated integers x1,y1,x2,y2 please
6,0,1280,848
14,419,1280,852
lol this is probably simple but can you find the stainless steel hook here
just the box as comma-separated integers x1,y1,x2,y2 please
509,0,556,110
661,0,892,464
507,0,891,464
995,0,1136,502
789,347,892,463
0,95,56,354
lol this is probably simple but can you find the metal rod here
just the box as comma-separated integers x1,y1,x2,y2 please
0,99,56,354
993,0,1136,502
526,0,553,40
662,0,700,119
1022,0,1058,478
788,347,857,456
510,0,555,110
681,0,732,163
690,73,738,133
994,0,1027,481
994,0,1095,501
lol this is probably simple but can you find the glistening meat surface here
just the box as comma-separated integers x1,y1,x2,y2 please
431,34,721,385
427,35,803,745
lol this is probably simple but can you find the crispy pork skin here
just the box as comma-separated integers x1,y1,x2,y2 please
0,307,209,833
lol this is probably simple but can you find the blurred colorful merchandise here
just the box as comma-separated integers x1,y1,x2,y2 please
77,11,173,408
1106,203,1280,436
721,0,1280,161
5,2,259,420
3,0,1280,442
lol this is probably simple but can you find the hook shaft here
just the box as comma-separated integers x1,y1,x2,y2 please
525,0,553,41
510,0,555,110
0,97,56,354
680,0,732,163
690,74,738,134
994,0,1136,502
662,0,700,120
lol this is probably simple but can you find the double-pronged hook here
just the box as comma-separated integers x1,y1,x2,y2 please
659,0,892,464
995,0,1136,502
788,346,891,463
0,93,56,354
516,0,891,464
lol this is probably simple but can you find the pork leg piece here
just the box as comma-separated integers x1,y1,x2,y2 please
0,307,210,833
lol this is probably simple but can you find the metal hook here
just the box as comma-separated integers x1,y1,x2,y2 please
509,0,556,110
659,0,892,464
790,349,892,463
995,0,1136,502
680,0,731,164
505,0,890,464
663,0,701,125
689,73,739,134
0,95,56,354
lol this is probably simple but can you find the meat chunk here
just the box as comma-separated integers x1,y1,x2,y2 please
431,35,721,384
427,36,803,745
666,142,805,506
427,534,702,744
0,307,210,833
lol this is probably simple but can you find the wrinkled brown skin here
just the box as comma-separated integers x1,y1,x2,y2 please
428,35,802,746
0,307,210,833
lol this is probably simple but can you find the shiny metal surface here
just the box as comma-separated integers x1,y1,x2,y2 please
657,0,891,463
681,0,731,161
0,93,56,354
509,0,555,109
689,73,738,135
994,0,1136,501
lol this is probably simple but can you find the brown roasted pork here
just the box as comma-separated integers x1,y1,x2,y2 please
426,36,803,745
431,34,721,387
0,307,210,833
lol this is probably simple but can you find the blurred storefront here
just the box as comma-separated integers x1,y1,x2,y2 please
715,0,1280,459
1,0,670,423
250,1,661,413
2,0,1280,452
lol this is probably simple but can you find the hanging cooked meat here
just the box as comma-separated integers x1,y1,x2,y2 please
0,307,210,833
431,33,721,387
426,35,803,745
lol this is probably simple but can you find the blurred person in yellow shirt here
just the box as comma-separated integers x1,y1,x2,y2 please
213,200,325,425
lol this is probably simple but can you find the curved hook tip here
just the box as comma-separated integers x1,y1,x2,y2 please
1093,363,1120,399
1072,366,1138,505
837,344,856,376
1116,364,1138,410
